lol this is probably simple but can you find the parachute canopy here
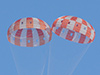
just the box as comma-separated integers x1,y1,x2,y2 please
7,17,52,47
52,16,95,44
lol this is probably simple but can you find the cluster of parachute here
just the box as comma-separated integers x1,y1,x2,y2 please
7,16,95,47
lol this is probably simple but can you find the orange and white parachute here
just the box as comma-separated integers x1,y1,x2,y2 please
7,17,52,47
52,16,95,44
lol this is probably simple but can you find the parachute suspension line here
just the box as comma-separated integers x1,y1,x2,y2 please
41,46,49,75
41,62,46,75
47,42,52,75
9,46,20,75
68,43,91,75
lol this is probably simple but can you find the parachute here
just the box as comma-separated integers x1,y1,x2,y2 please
51,16,95,44
7,17,52,47
7,16,95,75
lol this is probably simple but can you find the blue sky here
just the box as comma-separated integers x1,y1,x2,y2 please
0,0,100,75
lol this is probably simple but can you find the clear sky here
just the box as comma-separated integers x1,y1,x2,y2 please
0,0,100,75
